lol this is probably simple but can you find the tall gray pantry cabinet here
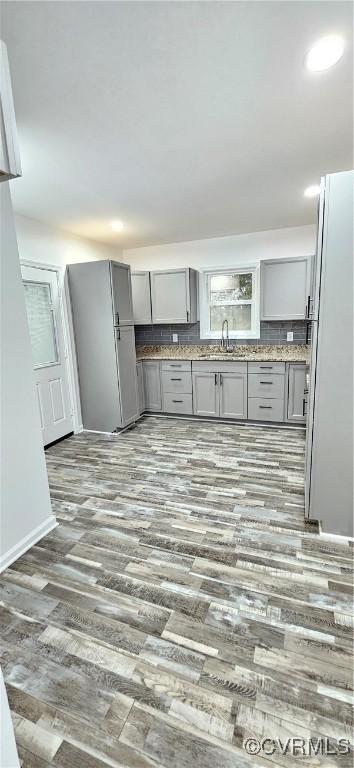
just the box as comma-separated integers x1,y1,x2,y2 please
68,260,139,432
305,170,353,537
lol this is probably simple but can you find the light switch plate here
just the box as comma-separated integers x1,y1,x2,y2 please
287,331,294,341
172,333,178,343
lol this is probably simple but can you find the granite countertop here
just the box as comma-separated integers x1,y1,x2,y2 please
136,344,310,363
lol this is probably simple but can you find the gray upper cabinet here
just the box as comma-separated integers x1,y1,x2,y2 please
143,361,162,411
110,261,134,325
260,256,312,320
192,371,219,417
131,271,152,325
286,363,307,422
219,372,247,419
150,268,198,324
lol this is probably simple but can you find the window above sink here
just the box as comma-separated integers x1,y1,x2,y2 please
199,265,260,340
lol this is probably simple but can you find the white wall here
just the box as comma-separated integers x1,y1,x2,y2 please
14,214,124,434
0,184,55,571
15,213,123,267
122,224,316,270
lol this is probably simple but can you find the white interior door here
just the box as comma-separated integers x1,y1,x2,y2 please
21,265,73,446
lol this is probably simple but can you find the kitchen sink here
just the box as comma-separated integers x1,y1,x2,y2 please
198,353,244,360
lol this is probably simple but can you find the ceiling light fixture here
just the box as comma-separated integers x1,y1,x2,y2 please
111,219,124,231
306,35,345,72
304,184,321,198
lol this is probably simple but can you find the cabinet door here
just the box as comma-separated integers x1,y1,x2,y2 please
131,272,152,324
110,262,134,326
151,269,189,323
115,326,139,426
192,372,219,417
260,257,311,320
287,364,307,422
219,372,247,419
143,362,162,411
136,363,145,414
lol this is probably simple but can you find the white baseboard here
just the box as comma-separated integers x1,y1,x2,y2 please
318,523,354,543
0,516,58,573
82,429,115,435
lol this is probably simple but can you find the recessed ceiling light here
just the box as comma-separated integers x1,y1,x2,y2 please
111,219,124,231
304,184,321,198
306,35,344,72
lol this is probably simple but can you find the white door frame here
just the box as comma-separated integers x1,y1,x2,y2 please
21,260,82,435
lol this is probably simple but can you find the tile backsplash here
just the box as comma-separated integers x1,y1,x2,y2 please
135,320,307,346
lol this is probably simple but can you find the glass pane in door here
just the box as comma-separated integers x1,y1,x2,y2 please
23,281,59,367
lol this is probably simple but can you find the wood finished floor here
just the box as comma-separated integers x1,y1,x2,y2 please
1,416,353,767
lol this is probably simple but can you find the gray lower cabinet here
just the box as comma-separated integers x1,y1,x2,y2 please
161,371,192,394
248,362,285,422
219,372,247,419
286,363,307,422
192,371,219,417
139,358,307,424
162,393,193,414
142,361,162,411
248,372,285,399
248,397,284,422
161,361,193,414
192,363,247,419
115,326,139,425
136,361,145,414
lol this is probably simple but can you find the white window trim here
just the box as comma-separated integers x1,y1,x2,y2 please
199,265,260,340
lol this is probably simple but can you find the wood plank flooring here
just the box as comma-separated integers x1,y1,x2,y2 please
1,416,353,767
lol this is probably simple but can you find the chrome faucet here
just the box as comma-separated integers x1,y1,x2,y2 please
220,319,234,353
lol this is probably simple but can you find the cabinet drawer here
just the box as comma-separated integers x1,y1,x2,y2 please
248,373,285,399
162,393,193,414
248,362,285,374
161,371,192,394
161,360,192,372
248,397,284,422
192,361,247,373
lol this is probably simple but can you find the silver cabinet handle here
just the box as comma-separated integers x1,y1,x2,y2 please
114,312,120,326
260,381,273,384
171,378,182,381
115,328,121,340
170,364,182,367
186,310,189,322
259,366,273,369
259,405,272,409
172,399,183,403
214,373,218,385
220,374,223,385
302,398,308,416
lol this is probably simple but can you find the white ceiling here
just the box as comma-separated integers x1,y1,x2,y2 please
2,1,353,248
